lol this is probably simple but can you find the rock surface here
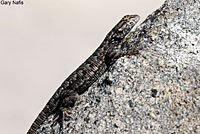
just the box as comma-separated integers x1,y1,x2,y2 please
38,0,200,133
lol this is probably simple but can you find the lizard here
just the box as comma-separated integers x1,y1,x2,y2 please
27,14,140,134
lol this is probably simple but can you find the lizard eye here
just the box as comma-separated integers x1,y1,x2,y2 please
129,21,133,25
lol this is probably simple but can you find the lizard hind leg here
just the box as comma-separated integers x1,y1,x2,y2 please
52,92,79,132
52,107,73,132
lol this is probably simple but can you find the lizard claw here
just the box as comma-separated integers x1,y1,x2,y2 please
52,107,73,130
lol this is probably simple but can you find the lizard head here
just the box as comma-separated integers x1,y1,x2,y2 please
108,15,140,46
104,15,140,66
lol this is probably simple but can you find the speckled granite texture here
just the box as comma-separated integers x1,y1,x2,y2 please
38,0,200,133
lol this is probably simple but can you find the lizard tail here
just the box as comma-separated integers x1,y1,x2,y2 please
27,109,47,134
27,93,60,134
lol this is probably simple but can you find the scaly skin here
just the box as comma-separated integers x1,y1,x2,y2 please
27,15,140,134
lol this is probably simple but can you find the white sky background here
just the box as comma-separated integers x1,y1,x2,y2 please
0,0,165,133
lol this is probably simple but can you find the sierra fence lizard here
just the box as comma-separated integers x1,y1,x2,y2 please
27,14,140,134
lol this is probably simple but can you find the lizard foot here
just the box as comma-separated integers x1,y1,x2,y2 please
52,107,73,131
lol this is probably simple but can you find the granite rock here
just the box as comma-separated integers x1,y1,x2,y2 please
38,0,200,133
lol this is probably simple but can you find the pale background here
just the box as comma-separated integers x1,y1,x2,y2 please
0,0,165,133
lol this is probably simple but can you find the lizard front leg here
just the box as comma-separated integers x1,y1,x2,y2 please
105,46,139,66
